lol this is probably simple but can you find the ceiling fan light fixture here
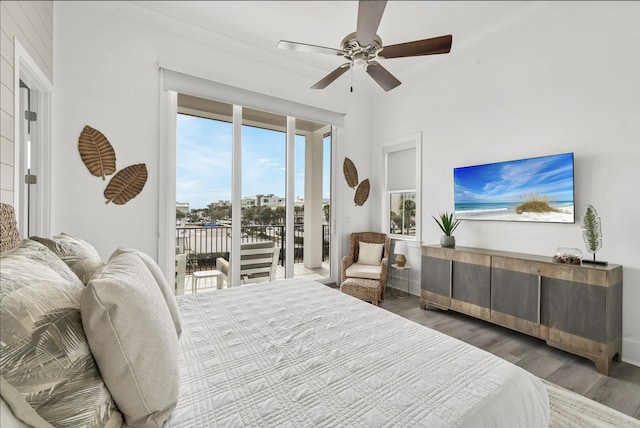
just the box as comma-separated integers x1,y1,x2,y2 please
278,0,452,92
353,52,368,67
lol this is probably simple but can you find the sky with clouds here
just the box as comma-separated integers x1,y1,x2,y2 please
177,114,331,209
454,153,574,204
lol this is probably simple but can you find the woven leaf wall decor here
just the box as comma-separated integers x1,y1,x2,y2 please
343,157,359,189
78,125,116,180
354,179,370,206
104,164,148,205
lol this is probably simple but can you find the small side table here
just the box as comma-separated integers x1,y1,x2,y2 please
192,269,223,292
391,264,411,299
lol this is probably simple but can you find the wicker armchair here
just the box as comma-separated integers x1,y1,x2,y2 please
340,232,390,305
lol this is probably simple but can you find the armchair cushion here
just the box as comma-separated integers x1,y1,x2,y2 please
345,263,382,280
357,241,384,266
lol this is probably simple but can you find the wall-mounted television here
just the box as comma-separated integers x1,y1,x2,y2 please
453,152,575,223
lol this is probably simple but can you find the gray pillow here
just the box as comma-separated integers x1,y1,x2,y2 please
81,251,179,428
110,247,182,338
30,232,104,284
0,239,122,427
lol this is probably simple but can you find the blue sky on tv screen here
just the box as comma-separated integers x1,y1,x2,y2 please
454,153,574,204
177,114,331,209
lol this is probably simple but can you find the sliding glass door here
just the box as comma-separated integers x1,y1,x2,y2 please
175,99,232,279
174,95,332,290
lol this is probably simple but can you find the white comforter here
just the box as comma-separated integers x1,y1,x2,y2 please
167,278,549,427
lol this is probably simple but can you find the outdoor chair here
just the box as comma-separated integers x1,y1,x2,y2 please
175,250,187,295
216,241,280,286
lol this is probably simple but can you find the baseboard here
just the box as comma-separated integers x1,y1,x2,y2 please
622,338,640,367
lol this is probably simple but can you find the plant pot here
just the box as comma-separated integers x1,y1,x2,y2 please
440,235,455,248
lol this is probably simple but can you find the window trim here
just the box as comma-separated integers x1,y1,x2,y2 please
381,132,422,242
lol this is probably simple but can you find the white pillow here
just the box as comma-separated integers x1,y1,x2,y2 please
81,252,179,428
358,241,384,266
110,247,182,338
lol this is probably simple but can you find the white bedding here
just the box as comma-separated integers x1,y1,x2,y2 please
167,278,549,427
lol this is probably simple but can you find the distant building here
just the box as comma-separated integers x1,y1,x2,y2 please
210,200,230,208
176,202,189,215
242,194,285,208
241,197,257,208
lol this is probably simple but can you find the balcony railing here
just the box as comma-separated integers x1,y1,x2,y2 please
176,224,330,275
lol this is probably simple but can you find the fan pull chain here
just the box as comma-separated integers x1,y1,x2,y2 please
350,64,354,93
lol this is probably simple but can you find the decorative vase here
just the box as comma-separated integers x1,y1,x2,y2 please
440,235,455,248
553,247,583,265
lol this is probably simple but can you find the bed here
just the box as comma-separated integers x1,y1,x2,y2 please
0,209,548,428
166,278,549,427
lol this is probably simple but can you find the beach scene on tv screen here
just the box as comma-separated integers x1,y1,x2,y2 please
454,153,575,223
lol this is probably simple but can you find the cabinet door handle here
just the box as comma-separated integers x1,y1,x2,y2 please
537,274,541,324
449,259,453,298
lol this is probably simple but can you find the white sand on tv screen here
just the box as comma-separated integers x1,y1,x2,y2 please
468,204,575,222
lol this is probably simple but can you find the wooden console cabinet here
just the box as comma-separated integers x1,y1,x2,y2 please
420,245,623,375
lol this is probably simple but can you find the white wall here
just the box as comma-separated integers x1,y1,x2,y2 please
52,2,371,277
371,2,640,365
0,1,53,205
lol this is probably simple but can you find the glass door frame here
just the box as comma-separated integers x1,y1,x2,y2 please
14,39,52,239
158,68,344,287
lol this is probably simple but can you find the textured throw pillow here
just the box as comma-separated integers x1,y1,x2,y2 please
0,239,123,427
110,247,182,338
81,252,179,428
358,241,384,266
30,232,104,284
1,379,52,428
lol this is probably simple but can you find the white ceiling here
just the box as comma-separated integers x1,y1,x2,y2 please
130,1,538,93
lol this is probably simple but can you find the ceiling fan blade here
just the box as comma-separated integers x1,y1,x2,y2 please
366,61,401,91
278,40,345,56
356,0,387,46
311,64,351,89
378,35,453,59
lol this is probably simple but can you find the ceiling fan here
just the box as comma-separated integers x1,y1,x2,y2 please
277,0,452,92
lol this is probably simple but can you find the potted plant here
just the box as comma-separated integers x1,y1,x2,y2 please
432,212,461,248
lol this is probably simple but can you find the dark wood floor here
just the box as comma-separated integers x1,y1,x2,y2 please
377,291,640,420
